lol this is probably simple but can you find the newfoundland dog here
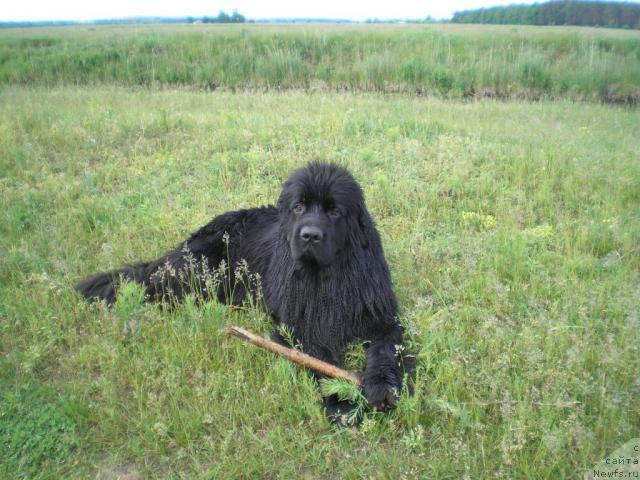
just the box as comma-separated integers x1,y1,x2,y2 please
76,162,410,420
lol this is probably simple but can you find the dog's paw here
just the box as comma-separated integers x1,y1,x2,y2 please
323,396,362,427
363,381,399,411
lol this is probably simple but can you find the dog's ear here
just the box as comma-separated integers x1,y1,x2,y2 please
357,211,370,249
276,180,293,213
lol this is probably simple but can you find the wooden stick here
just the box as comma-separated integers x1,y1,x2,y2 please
223,325,363,387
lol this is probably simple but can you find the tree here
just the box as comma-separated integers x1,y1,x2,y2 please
451,0,640,29
230,9,246,23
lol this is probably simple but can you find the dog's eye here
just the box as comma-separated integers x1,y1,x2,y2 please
327,206,341,218
293,203,306,215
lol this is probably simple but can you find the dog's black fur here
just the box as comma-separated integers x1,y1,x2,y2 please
76,162,410,420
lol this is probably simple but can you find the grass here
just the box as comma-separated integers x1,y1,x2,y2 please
1,23,640,102
0,370,89,478
0,85,638,478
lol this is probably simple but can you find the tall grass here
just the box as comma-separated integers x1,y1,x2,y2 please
1,23,640,102
1,87,638,478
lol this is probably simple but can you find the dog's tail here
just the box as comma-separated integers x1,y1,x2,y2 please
75,263,150,305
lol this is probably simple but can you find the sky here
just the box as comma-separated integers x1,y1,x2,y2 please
2,0,537,22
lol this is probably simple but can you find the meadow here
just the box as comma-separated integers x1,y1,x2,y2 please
1,24,639,479
1,23,640,102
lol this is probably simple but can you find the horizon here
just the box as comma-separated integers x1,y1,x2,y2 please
3,0,640,25
0,0,565,23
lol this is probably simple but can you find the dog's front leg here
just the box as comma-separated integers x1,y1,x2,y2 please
362,326,404,410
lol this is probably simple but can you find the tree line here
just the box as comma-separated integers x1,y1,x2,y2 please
452,0,640,29
188,10,246,24
1,10,246,28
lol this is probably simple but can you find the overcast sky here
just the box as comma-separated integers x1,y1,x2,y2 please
2,0,542,22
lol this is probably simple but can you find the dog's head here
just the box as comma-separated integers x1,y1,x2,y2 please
278,162,371,269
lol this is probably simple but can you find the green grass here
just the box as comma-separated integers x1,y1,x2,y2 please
1,86,638,478
0,366,89,478
1,23,640,102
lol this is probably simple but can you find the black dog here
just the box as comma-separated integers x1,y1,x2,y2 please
76,162,409,420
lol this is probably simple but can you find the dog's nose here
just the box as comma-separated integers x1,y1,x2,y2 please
300,225,323,243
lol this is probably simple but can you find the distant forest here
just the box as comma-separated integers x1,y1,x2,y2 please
0,10,246,28
452,0,640,28
188,10,245,24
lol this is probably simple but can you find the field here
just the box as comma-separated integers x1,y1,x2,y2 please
1,23,640,102
1,24,639,479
